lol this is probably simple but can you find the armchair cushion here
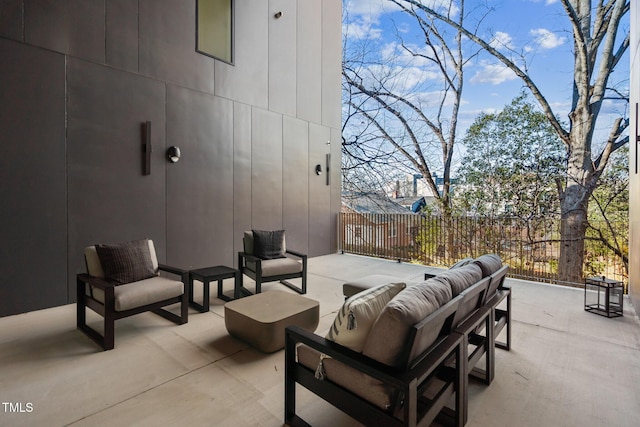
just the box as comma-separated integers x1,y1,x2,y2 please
362,281,452,368
252,229,286,259
95,239,156,285
326,282,406,352
248,257,302,277
92,276,184,311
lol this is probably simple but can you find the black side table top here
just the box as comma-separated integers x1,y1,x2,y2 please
190,265,238,279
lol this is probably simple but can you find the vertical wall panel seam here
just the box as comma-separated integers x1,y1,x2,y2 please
65,55,70,303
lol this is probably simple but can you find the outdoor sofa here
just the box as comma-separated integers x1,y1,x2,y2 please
285,254,510,426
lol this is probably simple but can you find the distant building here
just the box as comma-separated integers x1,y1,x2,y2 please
341,192,418,256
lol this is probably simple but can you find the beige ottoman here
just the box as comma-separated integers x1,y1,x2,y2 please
224,290,319,353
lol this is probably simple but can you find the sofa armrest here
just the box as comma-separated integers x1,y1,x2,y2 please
286,325,406,388
286,325,463,390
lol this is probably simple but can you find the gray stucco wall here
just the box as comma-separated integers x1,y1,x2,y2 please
0,0,342,317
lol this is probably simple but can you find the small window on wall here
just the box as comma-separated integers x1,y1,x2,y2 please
196,0,233,64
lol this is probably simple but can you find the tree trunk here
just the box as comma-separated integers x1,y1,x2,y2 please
557,107,593,284
558,201,588,284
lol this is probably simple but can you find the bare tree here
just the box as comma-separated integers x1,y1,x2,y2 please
342,1,481,221
398,0,630,283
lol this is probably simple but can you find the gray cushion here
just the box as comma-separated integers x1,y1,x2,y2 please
450,257,475,269
252,229,286,259
429,263,483,297
92,276,184,311
95,239,156,285
474,254,503,277
362,281,452,368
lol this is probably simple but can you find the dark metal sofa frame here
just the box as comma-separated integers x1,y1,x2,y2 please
76,264,189,351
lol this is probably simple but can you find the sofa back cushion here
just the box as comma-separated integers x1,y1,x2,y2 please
429,263,483,297
362,281,452,368
326,282,406,352
89,239,157,284
474,254,502,277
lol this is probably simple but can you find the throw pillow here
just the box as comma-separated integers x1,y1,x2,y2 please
252,229,286,259
95,239,156,285
326,282,406,352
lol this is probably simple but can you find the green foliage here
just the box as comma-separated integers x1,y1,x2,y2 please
585,146,629,275
455,93,565,218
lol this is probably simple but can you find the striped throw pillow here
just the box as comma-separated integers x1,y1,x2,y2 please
326,282,405,352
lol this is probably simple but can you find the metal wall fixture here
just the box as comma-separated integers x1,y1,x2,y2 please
141,121,152,175
274,11,282,18
167,146,181,163
315,164,323,175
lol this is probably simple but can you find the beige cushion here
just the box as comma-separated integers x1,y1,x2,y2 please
92,276,183,311
326,282,405,352
362,281,452,368
251,257,302,277
297,345,395,410
474,254,503,277
428,263,482,297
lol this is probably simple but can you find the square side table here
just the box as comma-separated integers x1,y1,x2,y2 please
189,266,242,312
584,276,623,318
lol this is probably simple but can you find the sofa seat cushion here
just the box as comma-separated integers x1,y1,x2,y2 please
92,276,184,311
247,257,302,277
363,281,452,368
327,282,405,352
474,254,503,277
297,344,395,411
429,263,483,297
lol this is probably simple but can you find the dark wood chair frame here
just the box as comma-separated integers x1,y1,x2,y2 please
237,249,307,295
76,264,189,351
285,296,465,427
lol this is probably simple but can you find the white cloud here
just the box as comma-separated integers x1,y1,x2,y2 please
470,61,518,85
530,28,566,49
490,31,514,50
343,0,401,19
343,17,383,40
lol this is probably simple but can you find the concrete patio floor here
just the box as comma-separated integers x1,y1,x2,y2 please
1,253,639,426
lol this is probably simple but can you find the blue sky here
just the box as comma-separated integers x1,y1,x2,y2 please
342,0,630,157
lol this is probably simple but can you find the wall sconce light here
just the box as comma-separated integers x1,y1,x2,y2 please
141,121,152,176
167,146,181,163
315,164,323,175
274,11,282,19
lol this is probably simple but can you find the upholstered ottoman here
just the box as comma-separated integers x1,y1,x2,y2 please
224,290,319,353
